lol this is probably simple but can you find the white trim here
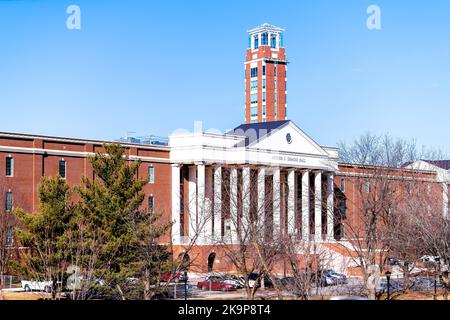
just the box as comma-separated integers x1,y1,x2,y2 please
0,132,169,151
0,146,170,163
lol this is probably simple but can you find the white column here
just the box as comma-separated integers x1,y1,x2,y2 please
171,164,181,244
257,168,266,230
213,165,222,241
327,174,335,241
230,167,238,243
203,166,213,244
314,171,322,241
188,165,197,240
242,166,251,233
287,169,296,237
301,171,310,240
443,183,449,218
273,168,281,237
197,163,206,244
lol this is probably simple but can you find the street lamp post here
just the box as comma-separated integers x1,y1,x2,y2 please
183,271,188,301
434,257,441,300
385,271,392,301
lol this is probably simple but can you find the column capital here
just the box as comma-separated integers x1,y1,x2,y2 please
194,161,206,166
257,167,266,173
171,163,181,168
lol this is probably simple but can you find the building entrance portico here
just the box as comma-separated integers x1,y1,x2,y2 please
170,120,339,247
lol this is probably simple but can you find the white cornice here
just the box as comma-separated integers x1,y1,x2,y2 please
0,146,170,163
0,132,170,152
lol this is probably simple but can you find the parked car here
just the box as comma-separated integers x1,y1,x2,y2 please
152,283,191,300
237,275,256,288
248,272,274,289
205,272,244,288
419,255,440,264
222,274,244,289
160,273,184,283
21,280,53,293
323,270,348,285
387,257,399,266
311,271,338,287
197,276,236,291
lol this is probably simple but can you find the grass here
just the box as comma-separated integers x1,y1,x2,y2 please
0,292,48,300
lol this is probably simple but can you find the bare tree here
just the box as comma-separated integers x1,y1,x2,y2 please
211,166,284,299
338,132,447,299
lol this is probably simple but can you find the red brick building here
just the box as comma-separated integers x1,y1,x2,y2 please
0,132,173,242
1,24,449,275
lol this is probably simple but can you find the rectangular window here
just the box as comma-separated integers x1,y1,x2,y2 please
339,199,346,217
279,34,284,47
253,35,259,49
250,80,258,91
262,79,266,89
59,160,66,178
248,36,251,48
262,65,266,76
262,92,266,102
270,34,277,48
6,157,13,177
250,106,258,117
261,32,268,45
148,195,154,213
5,192,12,211
365,180,370,193
250,93,258,104
148,166,155,184
6,228,14,246
341,178,345,192
262,104,266,116
250,67,258,78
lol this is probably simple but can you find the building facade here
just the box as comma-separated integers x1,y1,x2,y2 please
1,23,449,274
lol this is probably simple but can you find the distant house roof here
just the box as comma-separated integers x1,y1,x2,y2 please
423,160,450,170
227,120,290,146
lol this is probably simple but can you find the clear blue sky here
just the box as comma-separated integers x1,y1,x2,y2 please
1,0,449,151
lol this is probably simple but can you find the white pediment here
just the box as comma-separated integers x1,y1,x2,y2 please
405,160,450,183
249,121,329,157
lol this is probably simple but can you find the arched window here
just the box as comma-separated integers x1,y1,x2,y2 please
207,252,216,273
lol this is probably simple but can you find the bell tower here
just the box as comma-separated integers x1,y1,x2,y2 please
244,23,288,123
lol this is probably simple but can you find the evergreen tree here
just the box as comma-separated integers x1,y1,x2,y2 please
76,143,170,299
14,176,73,299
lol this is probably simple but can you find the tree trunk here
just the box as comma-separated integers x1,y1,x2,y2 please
369,288,376,300
116,284,126,300
403,263,409,292
143,269,151,300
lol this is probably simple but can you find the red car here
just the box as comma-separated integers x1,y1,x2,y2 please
197,276,236,291
160,273,183,282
